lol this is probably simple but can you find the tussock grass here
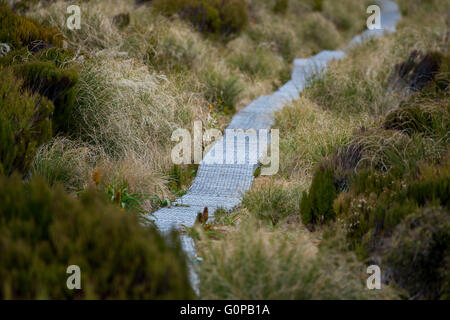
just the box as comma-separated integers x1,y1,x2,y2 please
275,98,370,184
199,219,399,299
23,0,367,207
242,180,301,225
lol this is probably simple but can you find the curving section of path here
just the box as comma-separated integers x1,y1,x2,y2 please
148,0,402,289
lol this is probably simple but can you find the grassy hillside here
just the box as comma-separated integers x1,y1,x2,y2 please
0,0,373,299
197,0,449,300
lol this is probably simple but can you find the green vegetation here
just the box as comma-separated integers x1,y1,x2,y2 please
151,0,248,37
12,61,78,133
242,181,300,225
300,165,337,228
208,0,449,300
0,2,62,49
3,0,447,300
199,220,398,299
0,67,53,176
0,174,193,299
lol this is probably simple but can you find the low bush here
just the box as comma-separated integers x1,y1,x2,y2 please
272,0,288,14
169,164,198,193
383,206,450,300
0,3,62,50
12,61,78,133
0,174,194,299
0,67,53,176
301,13,341,51
334,157,450,257
151,0,248,37
202,70,242,113
300,165,337,228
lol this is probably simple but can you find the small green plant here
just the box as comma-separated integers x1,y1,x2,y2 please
89,170,150,213
203,71,242,113
300,165,337,228
213,207,239,226
169,164,198,193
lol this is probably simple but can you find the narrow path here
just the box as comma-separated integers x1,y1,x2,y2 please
149,0,402,290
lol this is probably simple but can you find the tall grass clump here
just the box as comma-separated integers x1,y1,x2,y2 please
274,98,368,182
30,137,98,191
199,220,398,299
242,181,300,225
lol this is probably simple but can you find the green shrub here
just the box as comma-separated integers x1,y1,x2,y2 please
151,0,248,37
0,3,62,50
334,158,450,256
273,0,288,14
169,164,198,193
301,13,341,51
242,182,300,225
203,70,242,113
0,174,194,299
383,206,450,300
312,0,323,12
0,66,53,176
145,34,198,72
300,165,337,228
13,61,78,133
229,48,281,79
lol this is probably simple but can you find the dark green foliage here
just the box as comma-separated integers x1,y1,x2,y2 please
169,164,198,192
0,3,62,50
312,0,323,11
112,13,130,29
334,158,450,255
383,206,450,299
300,165,337,228
13,61,78,132
0,174,194,299
273,0,288,14
151,0,248,37
203,71,242,113
390,51,446,93
0,67,53,175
